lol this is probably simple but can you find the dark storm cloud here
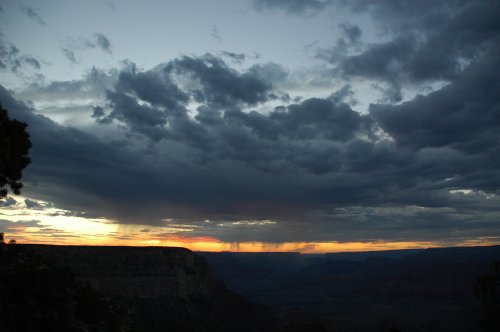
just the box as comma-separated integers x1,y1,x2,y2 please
3,0,500,244
0,84,137,217
248,62,288,86
2,79,297,223
98,54,367,177
370,45,500,194
269,97,364,141
165,54,279,108
318,1,500,101
186,96,369,180
370,46,500,152
20,5,46,26
100,55,286,138
102,62,189,140
340,36,414,79
90,105,111,125
115,64,188,110
1,77,369,225
2,65,500,241
338,35,415,102
253,0,332,15
193,203,500,244
91,106,105,118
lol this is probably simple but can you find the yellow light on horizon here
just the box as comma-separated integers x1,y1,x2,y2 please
2,196,500,253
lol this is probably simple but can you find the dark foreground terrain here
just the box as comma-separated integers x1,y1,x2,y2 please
1,243,499,332
200,246,500,332
0,244,276,332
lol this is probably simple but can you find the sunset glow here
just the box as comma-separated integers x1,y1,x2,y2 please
3,196,498,253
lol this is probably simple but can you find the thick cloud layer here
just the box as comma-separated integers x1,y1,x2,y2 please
98,55,287,141
1,0,499,244
317,1,500,101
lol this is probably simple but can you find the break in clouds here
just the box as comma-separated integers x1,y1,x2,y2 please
1,0,500,244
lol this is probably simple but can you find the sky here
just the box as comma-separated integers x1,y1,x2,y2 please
1,0,500,253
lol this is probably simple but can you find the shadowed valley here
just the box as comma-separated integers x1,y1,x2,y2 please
1,242,499,331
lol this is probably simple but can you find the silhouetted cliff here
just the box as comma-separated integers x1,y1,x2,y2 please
1,244,275,332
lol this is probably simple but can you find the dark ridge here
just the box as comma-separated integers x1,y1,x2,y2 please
1,244,278,332
200,245,500,332
2,243,498,331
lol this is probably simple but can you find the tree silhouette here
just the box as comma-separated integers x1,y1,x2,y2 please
0,103,32,199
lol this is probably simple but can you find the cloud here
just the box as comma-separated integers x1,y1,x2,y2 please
95,54,286,141
103,0,116,12
338,23,362,45
0,35,42,73
2,4,500,244
20,5,46,26
165,54,279,107
252,0,332,15
0,197,17,207
60,46,77,64
102,62,189,140
22,57,41,70
0,84,131,216
0,219,42,234
368,44,500,198
370,45,500,154
24,198,42,209
15,66,117,128
95,33,112,53
316,1,500,101
221,51,247,64
2,77,367,225
59,34,113,63
90,105,112,125
20,66,115,103
210,25,221,42
338,35,415,102
2,66,500,242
